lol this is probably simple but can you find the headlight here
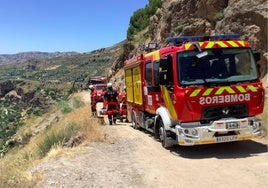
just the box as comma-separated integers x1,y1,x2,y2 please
183,128,199,138
252,122,262,130
191,129,198,136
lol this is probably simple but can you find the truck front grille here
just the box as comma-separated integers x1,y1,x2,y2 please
201,104,248,121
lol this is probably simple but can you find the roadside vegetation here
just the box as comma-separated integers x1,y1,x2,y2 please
0,80,74,156
0,93,106,188
127,0,161,40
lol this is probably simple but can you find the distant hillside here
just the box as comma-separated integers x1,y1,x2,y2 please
0,41,124,84
0,51,79,65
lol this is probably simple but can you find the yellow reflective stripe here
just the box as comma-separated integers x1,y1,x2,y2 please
237,135,255,141
160,85,177,119
199,42,204,46
206,42,215,48
217,41,228,48
190,89,201,97
228,41,239,47
247,85,257,92
203,88,213,96
236,86,247,93
194,140,216,145
153,50,160,60
215,87,235,95
185,43,192,50
237,41,245,47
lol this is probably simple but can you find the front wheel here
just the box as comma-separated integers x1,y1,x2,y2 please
158,118,172,148
154,116,160,139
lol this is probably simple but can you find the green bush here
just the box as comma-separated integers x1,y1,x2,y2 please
175,24,186,34
58,100,73,114
72,97,84,109
127,0,162,40
0,103,23,156
214,10,224,20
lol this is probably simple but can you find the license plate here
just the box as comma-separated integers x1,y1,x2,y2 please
226,122,240,129
216,135,238,143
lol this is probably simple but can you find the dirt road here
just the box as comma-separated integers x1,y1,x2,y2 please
31,92,268,188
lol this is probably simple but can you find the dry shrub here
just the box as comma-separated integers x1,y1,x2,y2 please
0,154,38,188
80,118,106,142
65,104,106,143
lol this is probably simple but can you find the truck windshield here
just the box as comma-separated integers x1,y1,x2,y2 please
177,48,258,86
90,80,105,85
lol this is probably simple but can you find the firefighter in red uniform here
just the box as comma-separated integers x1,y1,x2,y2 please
89,85,97,116
118,86,128,122
104,83,119,125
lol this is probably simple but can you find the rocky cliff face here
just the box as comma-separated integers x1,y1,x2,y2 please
148,0,267,77
0,80,53,110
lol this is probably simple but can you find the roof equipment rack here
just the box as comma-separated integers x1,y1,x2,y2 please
168,34,241,46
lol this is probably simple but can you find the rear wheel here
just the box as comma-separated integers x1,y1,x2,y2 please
131,111,137,129
120,116,124,122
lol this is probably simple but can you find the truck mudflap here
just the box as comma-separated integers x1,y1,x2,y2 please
174,117,263,146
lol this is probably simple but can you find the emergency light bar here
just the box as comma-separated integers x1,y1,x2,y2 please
142,42,159,52
168,34,241,45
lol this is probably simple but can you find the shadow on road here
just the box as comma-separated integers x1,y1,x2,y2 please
168,140,268,159
135,126,268,159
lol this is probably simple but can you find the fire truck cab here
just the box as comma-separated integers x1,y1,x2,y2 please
89,76,107,85
124,34,264,148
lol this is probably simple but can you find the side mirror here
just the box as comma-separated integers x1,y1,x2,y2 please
159,55,173,86
253,51,261,62
196,51,208,59
159,70,168,85
159,56,169,70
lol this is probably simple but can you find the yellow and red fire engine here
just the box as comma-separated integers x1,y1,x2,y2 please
124,34,264,148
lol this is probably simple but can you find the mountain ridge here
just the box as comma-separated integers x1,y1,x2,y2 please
0,51,80,65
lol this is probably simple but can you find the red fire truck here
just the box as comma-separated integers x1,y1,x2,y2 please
124,34,264,148
90,84,106,116
89,76,107,85
89,76,107,116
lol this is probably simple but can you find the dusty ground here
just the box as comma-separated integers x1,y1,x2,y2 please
30,91,268,188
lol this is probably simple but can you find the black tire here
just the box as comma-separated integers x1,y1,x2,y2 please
158,117,170,148
154,116,160,139
131,111,137,129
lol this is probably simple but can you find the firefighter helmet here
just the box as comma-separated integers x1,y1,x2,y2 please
89,85,94,90
107,82,113,88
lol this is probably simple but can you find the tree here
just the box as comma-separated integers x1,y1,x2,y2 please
127,0,161,40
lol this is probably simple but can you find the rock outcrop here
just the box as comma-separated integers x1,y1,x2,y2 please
147,0,267,77
0,80,52,109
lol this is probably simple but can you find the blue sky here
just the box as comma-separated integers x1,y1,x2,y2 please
0,0,148,54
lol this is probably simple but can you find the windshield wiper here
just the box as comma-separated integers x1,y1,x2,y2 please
204,78,232,86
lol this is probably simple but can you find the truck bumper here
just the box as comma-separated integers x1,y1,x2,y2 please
175,117,263,146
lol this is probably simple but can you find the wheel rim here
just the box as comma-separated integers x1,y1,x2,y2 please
159,127,164,141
